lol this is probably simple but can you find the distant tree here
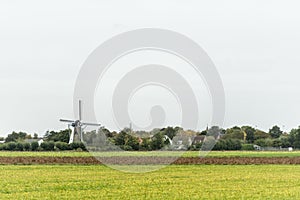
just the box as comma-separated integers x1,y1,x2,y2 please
289,127,300,148
150,133,165,150
279,136,291,148
254,139,267,147
160,126,180,140
269,125,283,139
242,126,256,143
45,129,70,143
207,126,224,137
224,127,244,140
254,130,270,140
139,138,151,151
33,133,38,139
126,136,139,151
114,131,127,146
25,134,32,139
272,139,282,147
5,131,28,142
199,130,207,135
214,138,242,150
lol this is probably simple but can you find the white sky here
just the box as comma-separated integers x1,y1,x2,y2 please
1,0,300,136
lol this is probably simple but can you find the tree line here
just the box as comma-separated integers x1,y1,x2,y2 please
1,125,300,151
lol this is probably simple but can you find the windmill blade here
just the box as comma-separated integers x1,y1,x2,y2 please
79,100,82,121
82,122,101,126
60,119,75,123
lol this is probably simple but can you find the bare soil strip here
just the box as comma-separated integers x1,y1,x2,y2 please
1,156,300,165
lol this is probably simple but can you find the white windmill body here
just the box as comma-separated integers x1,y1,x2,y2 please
60,100,101,144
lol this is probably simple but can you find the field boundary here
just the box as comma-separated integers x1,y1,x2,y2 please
2,156,300,165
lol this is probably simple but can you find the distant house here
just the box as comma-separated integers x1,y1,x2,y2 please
24,138,44,146
192,135,206,144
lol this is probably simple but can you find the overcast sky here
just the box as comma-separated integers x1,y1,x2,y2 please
1,0,300,137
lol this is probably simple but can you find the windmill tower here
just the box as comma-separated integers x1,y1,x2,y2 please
60,100,101,144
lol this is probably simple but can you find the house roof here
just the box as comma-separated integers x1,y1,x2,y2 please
24,138,44,143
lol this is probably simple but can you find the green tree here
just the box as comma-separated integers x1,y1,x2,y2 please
45,129,70,143
150,133,165,150
289,127,300,148
242,126,256,143
224,127,244,140
254,130,270,140
207,126,224,137
5,131,28,142
269,125,283,139
160,126,180,140
33,133,38,139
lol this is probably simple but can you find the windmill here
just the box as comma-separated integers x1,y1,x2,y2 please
60,100,101,144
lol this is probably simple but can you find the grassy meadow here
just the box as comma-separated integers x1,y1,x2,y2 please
1,165,300,199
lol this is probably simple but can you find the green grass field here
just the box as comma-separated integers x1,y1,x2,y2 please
1,165,300,199
0,150,300,157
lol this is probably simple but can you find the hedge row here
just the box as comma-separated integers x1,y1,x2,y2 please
0,142,87,151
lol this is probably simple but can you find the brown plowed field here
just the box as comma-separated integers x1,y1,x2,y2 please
1,156,300,165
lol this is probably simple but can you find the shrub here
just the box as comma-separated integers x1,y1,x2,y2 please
213,139,242,151
23,143,31,151
31,142,39,151
16,142,24,151
7,142,17,151
241,144,255,151
55,142,69,151
70,142,86,151
40,142,55,151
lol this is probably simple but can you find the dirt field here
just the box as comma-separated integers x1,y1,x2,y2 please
1,156,300,165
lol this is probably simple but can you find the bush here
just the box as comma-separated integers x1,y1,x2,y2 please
16,142,24,151
69,142,86,151
241,144,255,151
7,142,17,151
31,142,39,151
213,139,242,151
122,145,133,151
23,143,31,151
55,142,69,151
40,142,55,151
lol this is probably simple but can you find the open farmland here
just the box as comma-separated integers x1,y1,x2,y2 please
1,165,300,200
